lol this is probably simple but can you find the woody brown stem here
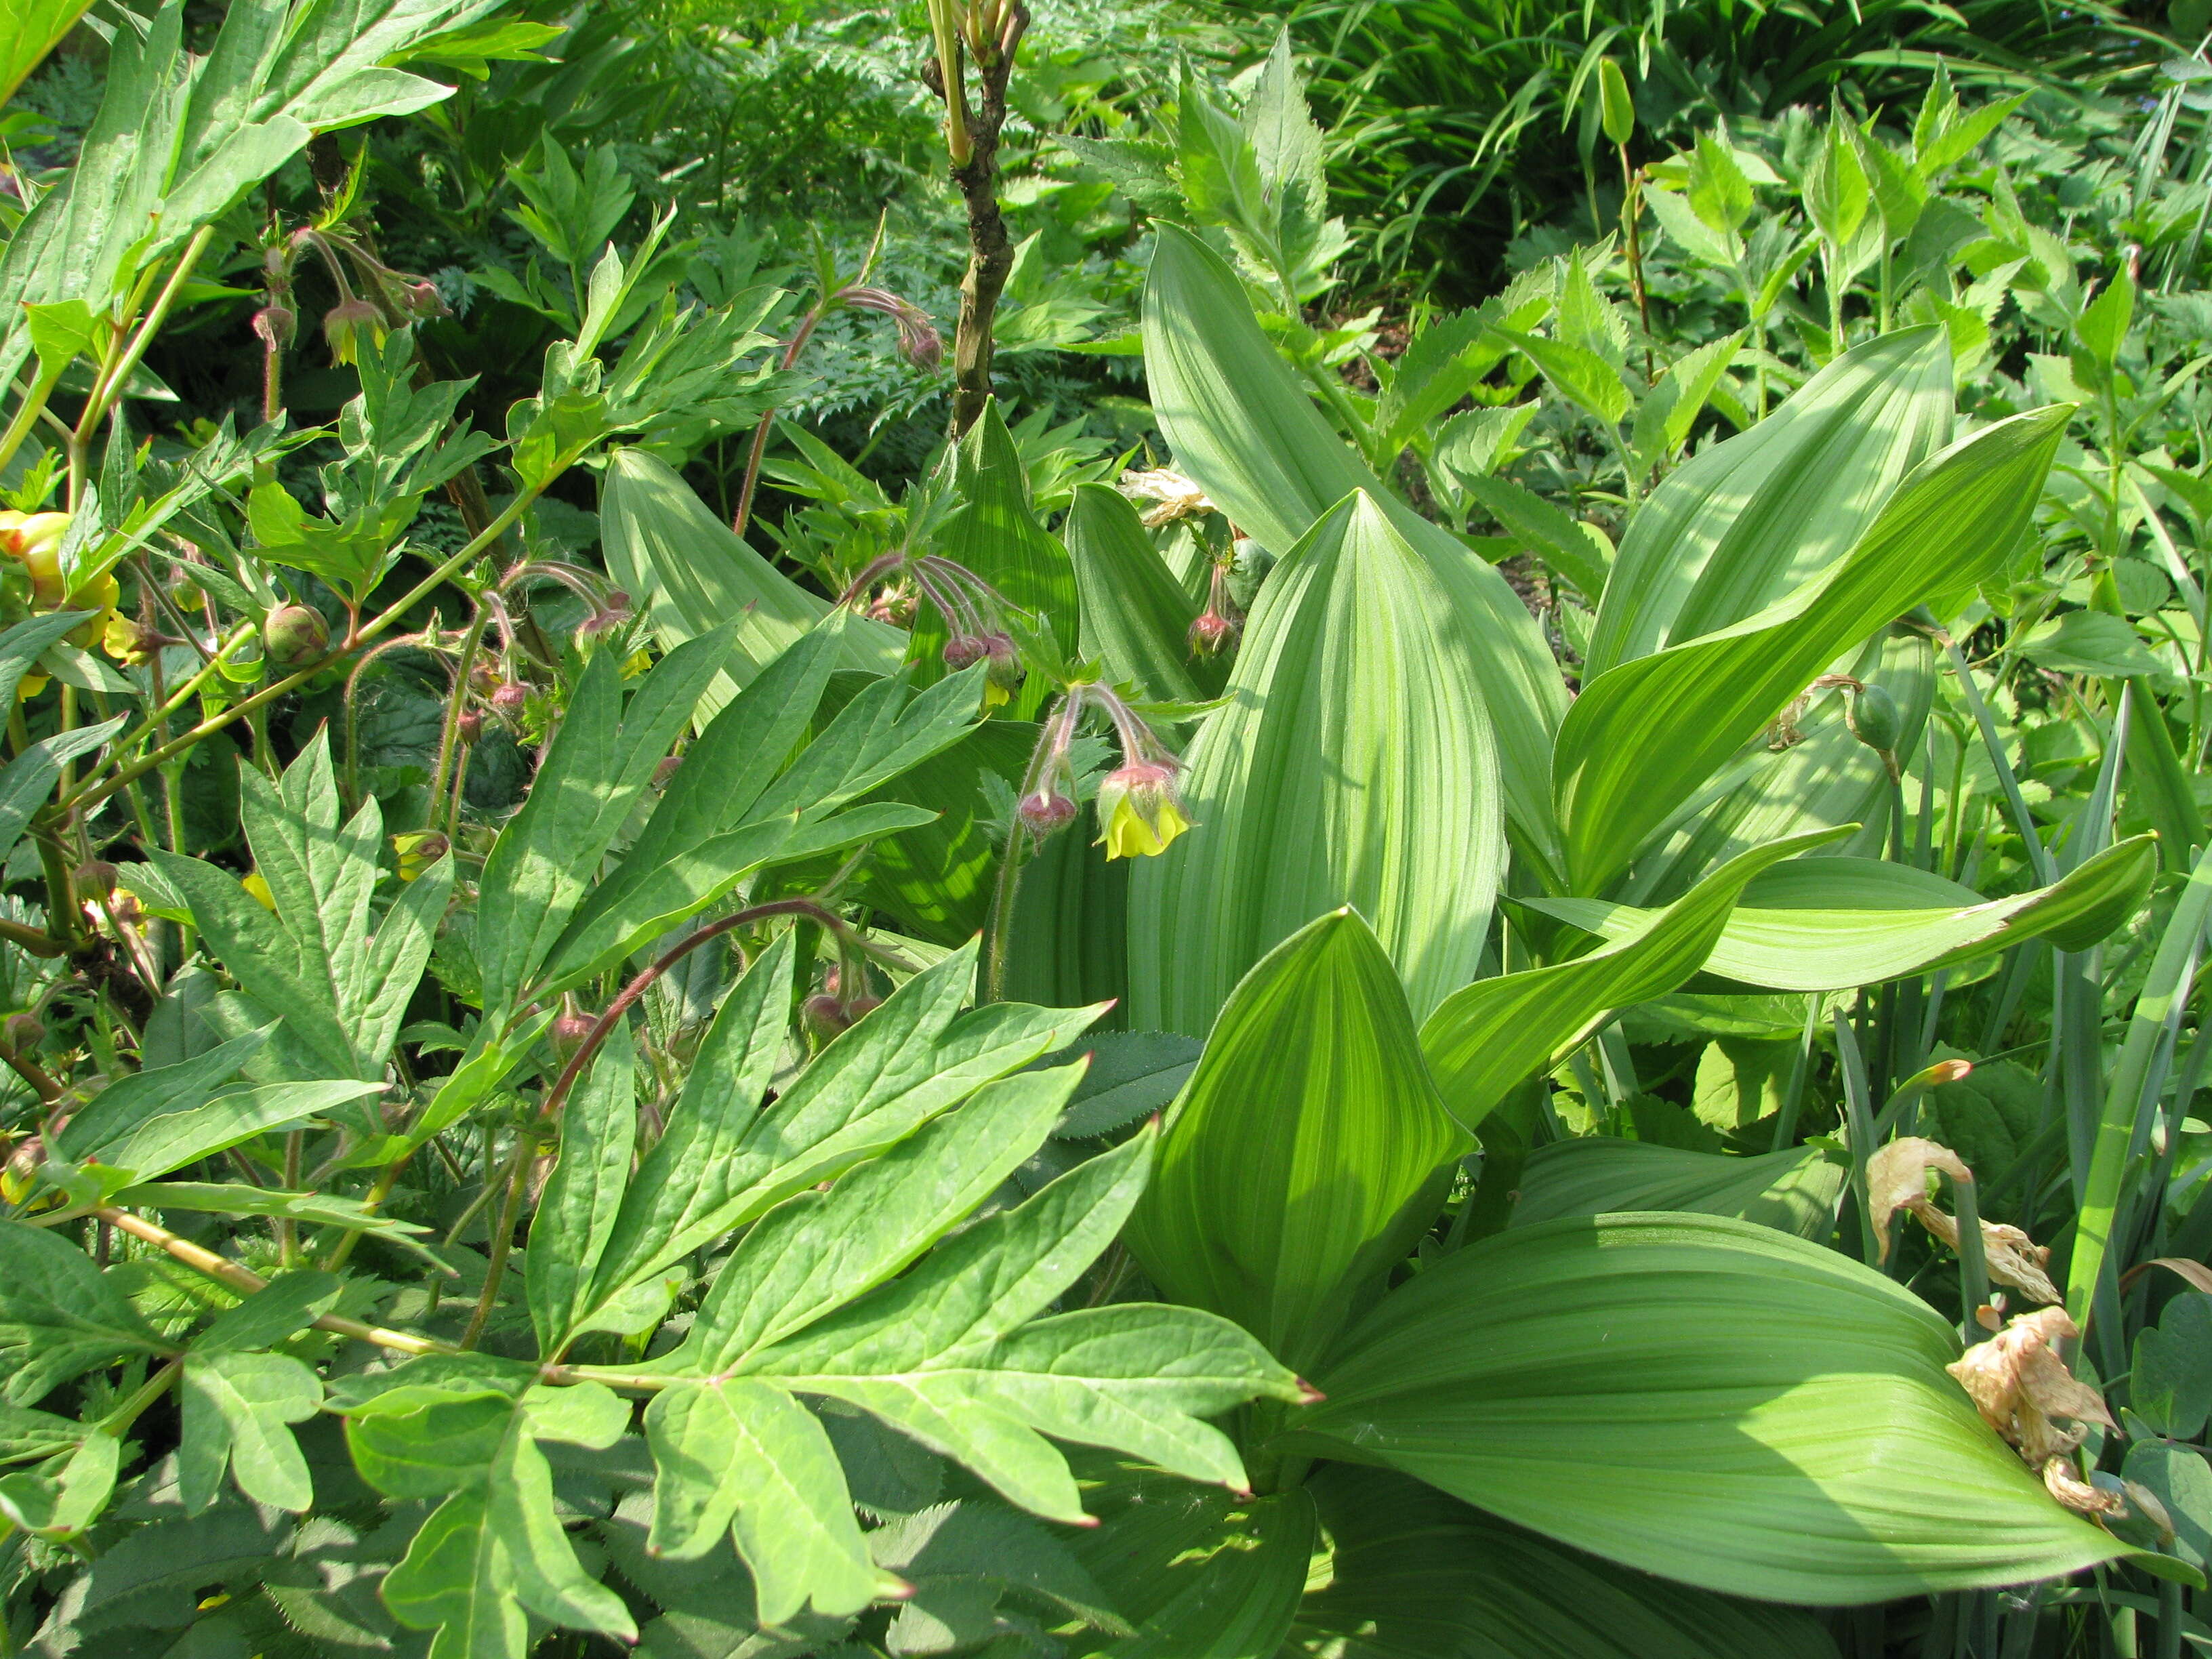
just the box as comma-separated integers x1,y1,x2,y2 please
945,7,1027,437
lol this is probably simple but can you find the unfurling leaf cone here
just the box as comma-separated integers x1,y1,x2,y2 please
1598,57,1636,146
1845,682,1902,753
263,604,329,666
1018,790,1078,836
1,1013,45,1057
73,861,116,901
392,832,449,882
1097,760,1193,859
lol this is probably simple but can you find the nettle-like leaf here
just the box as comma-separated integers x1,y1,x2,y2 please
153,734,451,1082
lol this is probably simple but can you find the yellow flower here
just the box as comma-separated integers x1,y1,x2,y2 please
1097,761,1193,860
392,832,450,881
980,675,1011,710
242,872,275,909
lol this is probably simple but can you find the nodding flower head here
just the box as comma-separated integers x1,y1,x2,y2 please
841,287,942,371
491,680,530,716
1097,759,1193,860
322,296,384,366
979,632,1023,708
943,634,987,671
253,304,297,350
1189,608,1240,657
1017,789,1078,838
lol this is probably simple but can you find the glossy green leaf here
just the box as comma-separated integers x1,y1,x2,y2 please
0,0,94,107
1586,327,1953,678
1066,483,1207,705
1419,829,1843,1131
178,1349,321,1514
1129,492,1505,1034
1511,1139,1846,1238
1141,224,1567,859
0,1221,169,1405
643,1380,878,1622
1069,1468,1314,1658
742,1132,1303,1521
684,1063,1080,1372
1284,1213,2125,1604
581,937,1101,1324
526,1029,636,1356
1528,836,2156,992
472,636,726,1016
1292,1465,1839,1659
1128,909,1467,1370
601,445,901,710
1556,405,2070,893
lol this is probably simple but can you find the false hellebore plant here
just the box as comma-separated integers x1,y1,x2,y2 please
0,9,2204,1659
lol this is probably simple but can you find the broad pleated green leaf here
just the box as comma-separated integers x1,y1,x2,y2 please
1556,404,2070,893
1617,629,1933,904
1128,909,1467,1370
1065,483,1209,705
1586,327,1954,676
1511,1139,1846,1239
1142,224,1566,863
1068,1465,1315,1659
602,446,901,711
1005,828,1132,1023
1419,829,1843,1131
1128,492,1505,1034
937,401,1080,658
1290,1466,1840,1659
1528,836,2155,992
1283,1213,2125,1605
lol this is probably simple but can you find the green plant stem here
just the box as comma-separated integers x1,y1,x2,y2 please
1944,638,2055,884
63,488,540,817
459,1130,535,1351
1771,993,1821,1151
1952,1171,1990,1336
428,602,490,819
1834,1008,1881,1265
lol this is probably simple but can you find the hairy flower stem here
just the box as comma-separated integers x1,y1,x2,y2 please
427,602,491,823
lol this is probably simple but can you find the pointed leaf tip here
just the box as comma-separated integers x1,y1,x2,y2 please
1295,1380,1326,1405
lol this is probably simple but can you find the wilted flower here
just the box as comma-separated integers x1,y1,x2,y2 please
1118,468,1216,527
1948,1306,2114,1469
841,286,941,371
2043,1458,2127,1519
1097,759,1193,860
1867,1135,2060,1305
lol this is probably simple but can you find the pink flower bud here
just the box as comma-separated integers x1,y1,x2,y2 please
943,634,987,670
1018,790,1078,836
322,296,384,365
456,710,483,744
1189,609,1240,656
491,680,529,714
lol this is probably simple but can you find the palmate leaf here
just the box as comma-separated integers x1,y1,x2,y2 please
1555,405,2070,894
1141,224,1568,866
1419,829,1844,1132
533,632,981,998
354,1380,637,1658
178,1349,321,1515
1066,1465,1315,1658
152,734,451,1080
1290,1465,1839,1659
1128,492,1506,1036
1585,327,1955,677
0,0,506,390
1528,836,2156,991
1128,909,1467,1371
0,1223,170,1406
566,935,1102,1341
1282,1213,2131,1605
